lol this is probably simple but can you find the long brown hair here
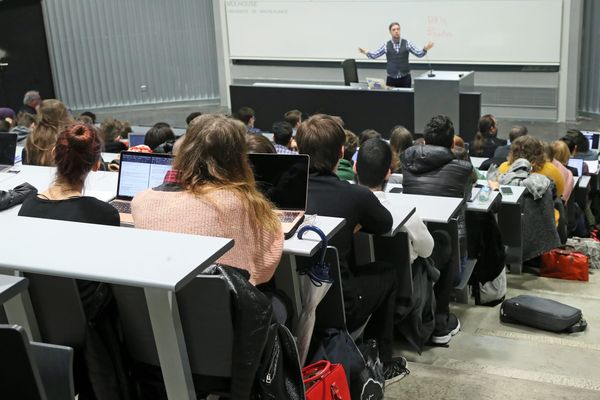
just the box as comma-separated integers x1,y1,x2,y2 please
471,114,496,156
25,99,72,166
174,114,280,232
507,135,546,172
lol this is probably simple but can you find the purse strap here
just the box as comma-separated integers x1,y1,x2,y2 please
302,360,332,384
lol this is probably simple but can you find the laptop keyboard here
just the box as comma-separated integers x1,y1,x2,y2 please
279,211,301,223
111,200,131,214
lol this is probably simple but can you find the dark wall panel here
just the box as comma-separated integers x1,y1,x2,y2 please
0,0,55,112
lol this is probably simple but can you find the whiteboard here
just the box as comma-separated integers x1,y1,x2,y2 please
225,0,563,65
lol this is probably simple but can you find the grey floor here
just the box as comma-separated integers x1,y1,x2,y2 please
87,101,600,399
385,272,600,399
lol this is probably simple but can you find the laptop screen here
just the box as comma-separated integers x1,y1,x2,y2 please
128,132,146,148
248,153,309,210
582,131,600,151
116,152,174,199
0,133,17,166
568,158,584,177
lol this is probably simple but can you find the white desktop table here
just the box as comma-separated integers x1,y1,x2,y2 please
0,275,28,305
385,193,463,224
0,214,234,400
470,157,488,169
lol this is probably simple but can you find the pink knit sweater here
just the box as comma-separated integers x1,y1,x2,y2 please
131,188,284,285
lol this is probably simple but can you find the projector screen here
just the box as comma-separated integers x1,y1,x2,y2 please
225,0,563,65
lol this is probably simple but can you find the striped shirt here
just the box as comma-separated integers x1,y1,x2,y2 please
274,144,298,155
367,39,427,60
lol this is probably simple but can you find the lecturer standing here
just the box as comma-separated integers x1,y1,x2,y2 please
359,22,434,88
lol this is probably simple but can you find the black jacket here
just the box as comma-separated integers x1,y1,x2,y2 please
0,183,37,211
401,145,473,200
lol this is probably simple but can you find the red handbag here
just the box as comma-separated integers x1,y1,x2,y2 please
303,361,351,400
540,247,589,281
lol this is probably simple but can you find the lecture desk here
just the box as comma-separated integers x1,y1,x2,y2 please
0,214,234,400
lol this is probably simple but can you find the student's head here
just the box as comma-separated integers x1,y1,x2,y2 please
54,123,102,187
152,121,171,130
508,135,545,172
559,135,576,155
356,138,392,190
246,134,276,153
174,114,279,230
272,121,294,146
389,126,413,154
23,90,41,108
552,140,571,165
0,108,15,125
99,118,124,143
453,135,465,148
423,115,454,149
144,126,175,150
359,129,381,146
79,111,96,124
284,109,302,129
185,112,202,126
452,146,470,161
343,130,359,162
296,114,345,173
237,106,255,126
77,115,94,125
0,120,10,132
16,112,37,129
389,22,401,40
543,142,555,161
25,99,73,166
509,126,528,142
565,129,589,153
478,114,498,137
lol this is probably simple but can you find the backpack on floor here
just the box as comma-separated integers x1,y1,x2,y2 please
500,295,587,333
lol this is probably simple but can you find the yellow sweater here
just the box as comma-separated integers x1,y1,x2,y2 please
498,161,565,198
132,188,284,285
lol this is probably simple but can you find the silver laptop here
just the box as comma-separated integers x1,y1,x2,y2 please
109,151,174,223
248,153,310,239
0,133,18,172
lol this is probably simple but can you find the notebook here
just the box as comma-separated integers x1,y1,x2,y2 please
248,153,310,239
109,151,174,223
568,158,584,177
0,132,18,172
127,132,146,148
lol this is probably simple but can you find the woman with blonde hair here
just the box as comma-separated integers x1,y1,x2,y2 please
23,99,73,166
132,114,283,285
545,141,573,202
498,135,565,198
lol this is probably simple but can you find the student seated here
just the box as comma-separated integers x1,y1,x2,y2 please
544,142,573,203
401,115,472,345
336,129,358,181
99,118,128,153
355,138,434,264
389,125,413,175
566,129,598,161
18,123,126,398
296,114,406,380
469,114,507,158
246,133,276,154
132,114,283,285
272,121,298,154
23,99,73,166
498,136,565,199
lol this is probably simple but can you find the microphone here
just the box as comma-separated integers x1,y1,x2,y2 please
427,57,435,78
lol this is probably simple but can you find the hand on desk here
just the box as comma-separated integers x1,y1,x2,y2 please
488,180,500,191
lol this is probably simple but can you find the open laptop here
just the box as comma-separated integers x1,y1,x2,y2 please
248,153,310,239
127,132,146,148
109,151,173,223
582,130,600,151
0,132,18,172
568,158,584,177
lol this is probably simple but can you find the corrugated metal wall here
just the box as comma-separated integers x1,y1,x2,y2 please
579,0,600,116
42,0,220,110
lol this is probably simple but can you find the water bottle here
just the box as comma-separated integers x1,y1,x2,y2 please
478,185,491,202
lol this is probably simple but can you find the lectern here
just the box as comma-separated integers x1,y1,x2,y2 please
414,71,475,135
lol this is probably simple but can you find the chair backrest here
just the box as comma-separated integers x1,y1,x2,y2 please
30,341,75,400
25,274,87,349
0,324,47,400
112,275,234,377
341,59,359,86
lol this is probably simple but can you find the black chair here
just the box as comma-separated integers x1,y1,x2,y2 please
341,58,359,86
112,275,234,395
0,324,74,400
